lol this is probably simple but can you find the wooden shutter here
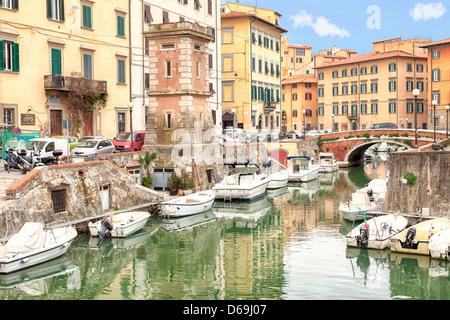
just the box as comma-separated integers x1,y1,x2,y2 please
117,15,124,37
0,41,4,71
12,0,19,10
144,4,153,23
47,0,52,19
83,54,92,79
12,42,19,72
118,59,125,84
83,5,91,29
51,48,61,75
163,11,169,23
59,0,65,21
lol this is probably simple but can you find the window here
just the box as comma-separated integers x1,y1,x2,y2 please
332,86,338,96
342,69,347,77
407,101,413,113
360,83,367,93
389,101,396,113
432,69,440,81
292,109,298,117
318,72,324,80
165,60,172,78
351,104,357,117
144,73,149,89
371,65,378,74
51,189,66,213
432,92,441,105
179,0,188,4
360,66,367,75
432,50,440,59
207,0,213,15
163,10,170,23
3,108,15,125
351,68,357,76
318,87,324,97
1,41,19,72
333,105,339,115
389,80,396,92
117,58,126,84
371,103,378,114
165,112,173,129
222,27,234,44
292,93,297,101
1,0,18,10
351,84,357,94
194,0,201,10
117,112,126,133
305,93,312,100
82,4,92,29
332,70,338,78
222,54,233,72
82,53,93,79
51,48,62,75
117,15,125,37
406,80,413,91
371,82,377,93
222,81,234,102
318,105,324,116
342,85,348,95
342,105,348,115
296,48,305,56
144,4,153,23
417,102,424,113
417,80,424,92
416,63,424,72
407,62,413,71
388,62,396,71
47,0,65,22
128,168,141,184
360,103,367,114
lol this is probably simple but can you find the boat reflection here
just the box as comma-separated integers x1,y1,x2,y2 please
287,179,320,204
159,210,217,232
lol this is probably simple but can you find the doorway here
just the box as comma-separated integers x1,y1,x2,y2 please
50,110,63,136
100,185,110,211
82,113,94,136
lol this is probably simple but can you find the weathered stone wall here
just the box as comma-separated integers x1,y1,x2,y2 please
384,151,450,215
0,161,162,238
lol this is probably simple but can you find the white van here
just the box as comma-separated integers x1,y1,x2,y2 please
23,138,70,158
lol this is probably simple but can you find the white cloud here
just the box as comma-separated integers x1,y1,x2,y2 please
410,2,447,21
291,11,350,39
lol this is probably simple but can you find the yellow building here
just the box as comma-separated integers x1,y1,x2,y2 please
0,0,130,140
315,38,430,132
281,75,317,132
220,3,287,133
280,35,312,77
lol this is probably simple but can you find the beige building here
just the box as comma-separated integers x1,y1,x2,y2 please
315,38,430,132
0,0,131,140
281,35,312,77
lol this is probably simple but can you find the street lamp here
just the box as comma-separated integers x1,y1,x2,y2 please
412,89,420,148
302,109,306,139
446,105,449,137
432,99,437,143
128,102,134,151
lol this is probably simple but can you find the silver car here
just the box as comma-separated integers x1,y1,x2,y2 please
71,139,115,156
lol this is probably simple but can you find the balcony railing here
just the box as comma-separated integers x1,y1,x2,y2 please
44,75,107,93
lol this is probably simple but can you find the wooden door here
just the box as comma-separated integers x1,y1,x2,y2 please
50,110,63,136
82,113,94,136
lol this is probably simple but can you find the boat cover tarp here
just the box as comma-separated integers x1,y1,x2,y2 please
6,222,44,253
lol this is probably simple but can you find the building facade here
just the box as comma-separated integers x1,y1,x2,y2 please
315,39,430,132
280,35,312,77
220,3,287,133
131,0,222,133
420,38,450,133
281,75,317,132
0,0,130,139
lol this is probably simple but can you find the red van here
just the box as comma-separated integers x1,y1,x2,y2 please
112,130,145,151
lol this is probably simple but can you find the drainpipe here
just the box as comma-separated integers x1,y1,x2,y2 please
128,0,133,114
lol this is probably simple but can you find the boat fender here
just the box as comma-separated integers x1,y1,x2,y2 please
98,217,114,240
404,227,416,248
20,257,30,264
356,225,370,248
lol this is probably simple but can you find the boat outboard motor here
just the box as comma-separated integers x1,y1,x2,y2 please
356,224,370,248
367,189,374,201
404,227,416,248
98,217,114,240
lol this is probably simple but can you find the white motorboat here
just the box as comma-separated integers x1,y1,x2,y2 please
287,156,320,182
429,228,450,260
89,211,151,239
267,169,289,189
318,153,339,173
0,222,78,274
346,214,408,249
339,179,387,221
212,162,270,201
160,190,215,217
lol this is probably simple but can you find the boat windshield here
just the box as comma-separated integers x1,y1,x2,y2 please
228,167,258,175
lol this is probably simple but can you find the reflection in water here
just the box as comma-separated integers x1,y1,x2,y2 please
0,158,448,300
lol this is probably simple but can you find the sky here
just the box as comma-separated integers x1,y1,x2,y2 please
221,0,450,55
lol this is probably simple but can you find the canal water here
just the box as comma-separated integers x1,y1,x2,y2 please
0,156,448,300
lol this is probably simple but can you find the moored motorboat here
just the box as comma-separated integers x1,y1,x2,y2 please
160,190,215,217
88,211,151,239
267,169,289,189
287,156,320,182
428,228,450,260
346,214,408,249
212,162,270,201
389,217,450,256
318,153,339,173
339,179,387,221
0,222,78,274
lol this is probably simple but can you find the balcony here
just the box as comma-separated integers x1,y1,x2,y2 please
44,75,107,94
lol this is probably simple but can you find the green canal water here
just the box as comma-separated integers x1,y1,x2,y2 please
0,157,448,300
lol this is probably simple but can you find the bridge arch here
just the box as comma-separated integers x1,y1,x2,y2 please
344,139,413,164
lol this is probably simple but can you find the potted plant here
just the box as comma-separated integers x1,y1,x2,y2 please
181,174,196,195
167,173,182,196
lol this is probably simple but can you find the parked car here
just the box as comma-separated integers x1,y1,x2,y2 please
224,128,243,140
371,122,397,129
71,138,116,157
286,130,305,139
24,138,70,158
78,136,107,143
112,130,145,151
305,130,328,137
52,135,78,150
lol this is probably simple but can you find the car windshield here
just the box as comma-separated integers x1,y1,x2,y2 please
77,140,98,148
116,133,135,141
25,140,47,151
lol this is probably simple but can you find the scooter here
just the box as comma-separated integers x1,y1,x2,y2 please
35,150,62,166
17,149,44,174
4,148,21,173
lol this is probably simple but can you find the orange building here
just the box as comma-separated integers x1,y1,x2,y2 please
281,75,317,132
315,38,430,132
420,38,450,132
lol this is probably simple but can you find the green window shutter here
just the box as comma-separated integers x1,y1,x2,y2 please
117,16,124,37
12,42,19,72
0,41,4,71
83,54,92,79
47,0,52,19
12,0,19,10
83,5,91,29
60,0,65,21
51,48,61,75
118,59,125,83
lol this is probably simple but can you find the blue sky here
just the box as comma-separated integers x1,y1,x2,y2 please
222,0,450,54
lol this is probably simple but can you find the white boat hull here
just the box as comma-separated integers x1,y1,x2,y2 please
267,170,289,189
339,203,383,221
160,191,216,217
346,214,408,249
288,166,320,182
213,180,269,201
428,228,450,260
319,164,339,173
89,211,151,238
0,226,78,274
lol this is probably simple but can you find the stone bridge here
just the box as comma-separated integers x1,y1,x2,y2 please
317,129,447,166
